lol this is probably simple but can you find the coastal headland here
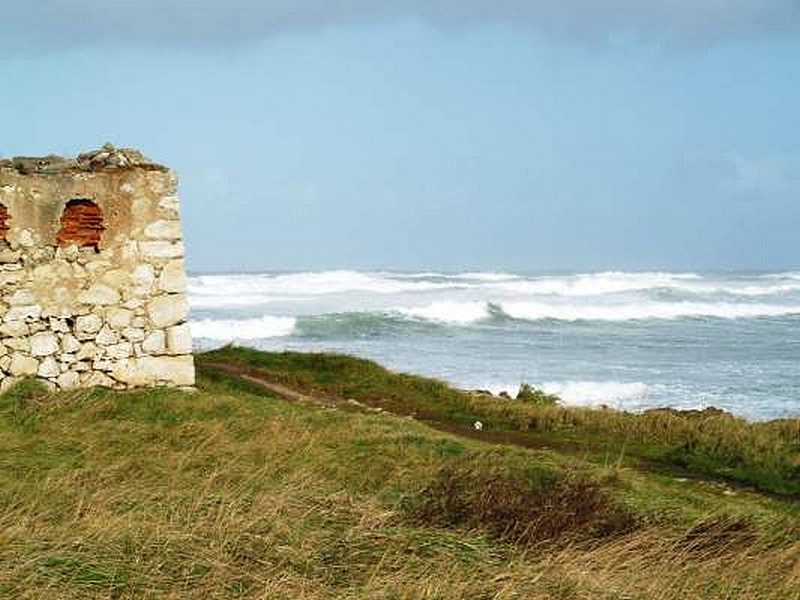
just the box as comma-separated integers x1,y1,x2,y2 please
1,347,797,599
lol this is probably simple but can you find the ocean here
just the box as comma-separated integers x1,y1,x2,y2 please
188,270,800,421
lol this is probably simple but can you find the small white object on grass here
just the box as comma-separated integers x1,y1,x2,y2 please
473,421,483,431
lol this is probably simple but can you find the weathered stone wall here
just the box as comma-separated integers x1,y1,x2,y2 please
0,146,194,391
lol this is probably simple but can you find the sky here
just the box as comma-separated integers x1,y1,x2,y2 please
1,1,799,273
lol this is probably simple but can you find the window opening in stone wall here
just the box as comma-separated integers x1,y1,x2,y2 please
0,203,8,244
57,199,105,250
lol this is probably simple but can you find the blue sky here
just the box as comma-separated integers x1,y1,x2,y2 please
2,2,799,272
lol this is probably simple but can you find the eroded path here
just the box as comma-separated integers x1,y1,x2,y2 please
197,357,800,504
199,358,558,451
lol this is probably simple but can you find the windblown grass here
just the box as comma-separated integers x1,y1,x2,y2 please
201,347,800,496
0,355,797,599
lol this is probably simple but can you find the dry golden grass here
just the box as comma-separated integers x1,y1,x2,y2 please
0,371,798,599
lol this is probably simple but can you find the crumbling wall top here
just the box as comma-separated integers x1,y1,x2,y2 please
0,144,168,175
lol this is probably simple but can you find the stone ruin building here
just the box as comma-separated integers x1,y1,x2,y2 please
0,145,194,391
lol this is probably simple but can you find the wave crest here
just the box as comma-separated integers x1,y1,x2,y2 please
395,301,489,325
501,300,800,322
391,299,800,324
476,380,652,408
191,315,297,340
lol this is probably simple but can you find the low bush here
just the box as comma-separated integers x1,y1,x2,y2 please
516,383,559,406
407,450,637,546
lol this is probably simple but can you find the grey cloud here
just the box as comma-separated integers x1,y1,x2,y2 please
4,0,800,50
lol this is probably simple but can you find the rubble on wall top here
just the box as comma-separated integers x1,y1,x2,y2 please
0,144,167,175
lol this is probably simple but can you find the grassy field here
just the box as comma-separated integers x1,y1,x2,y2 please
201,347,800,497
0,348,798,599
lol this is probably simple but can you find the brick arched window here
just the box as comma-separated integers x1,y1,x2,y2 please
0,204,11,244
57,199,104,249
0,204,9,243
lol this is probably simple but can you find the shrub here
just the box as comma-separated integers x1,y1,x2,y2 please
407,450,637,546
516,384,560,406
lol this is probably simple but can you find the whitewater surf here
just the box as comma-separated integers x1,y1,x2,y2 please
188,270,800,420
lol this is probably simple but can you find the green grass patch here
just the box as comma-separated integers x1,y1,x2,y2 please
200,347,800,497
0,353,797,599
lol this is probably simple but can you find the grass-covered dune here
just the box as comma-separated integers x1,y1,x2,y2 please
0,348,798,599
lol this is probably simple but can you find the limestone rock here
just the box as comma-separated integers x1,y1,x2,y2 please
7,289,35,306
56,371,80,390
132,264,155,288
81,371,116,387
148,295,188,328
106,308,133,329
75,144,159,171
61,334,82,354
112,356,195,387
106,342,133,360
140,241,184,259
9,354,38,376
4,305,42,321
95,326,119,346
49,318,71,333
158,260,187,293
37,356,60,378
121,327,145,342
78,283,120,305
75,314,103,339
5,337,30,352
30,332,59,356
142,330,165,354
0,321,29,337
76,343,97,361
0,248,21,263
166,323,193,355
144,220,182,240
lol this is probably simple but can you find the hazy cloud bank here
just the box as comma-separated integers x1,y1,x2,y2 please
4,0,800,50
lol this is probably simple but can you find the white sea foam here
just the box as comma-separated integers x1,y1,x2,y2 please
538,381,651,407
500,300,800,322
391,299,800,324
396,301,490,325
474,380,652,408
190,315,297,340
456,271,521,281
189,294,284,309
491,271,800,298
189,270,455,307
384,271,450,279
188,271,800,316
762,271,800,280
731,283,800,296
490,271,704,296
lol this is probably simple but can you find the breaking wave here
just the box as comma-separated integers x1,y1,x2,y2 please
538,380,652,407
189,270,455,309
498,300,800,322
189,270,800,311
393,300,800,325
190,315,297,340
185,270,800,419
395,301,491,325
187,270,800,334
480,381,652,408
189,299,800,343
